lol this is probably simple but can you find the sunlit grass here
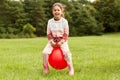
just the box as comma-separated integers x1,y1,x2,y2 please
0,33,120,80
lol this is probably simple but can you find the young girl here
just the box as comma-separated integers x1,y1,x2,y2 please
42,2,74,75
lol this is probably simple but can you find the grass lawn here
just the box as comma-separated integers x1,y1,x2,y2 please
0,33,120,80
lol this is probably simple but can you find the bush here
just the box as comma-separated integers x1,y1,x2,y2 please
17,31,36,38
7,27,17,34
5,33,17,39
0,33,6,38
0,33,18,39
0,27,6,33
17,23,37,38
23,23,36,34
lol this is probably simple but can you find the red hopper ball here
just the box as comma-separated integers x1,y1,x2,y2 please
48,47,67,70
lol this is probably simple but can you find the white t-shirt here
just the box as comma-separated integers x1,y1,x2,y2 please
47,17,69,38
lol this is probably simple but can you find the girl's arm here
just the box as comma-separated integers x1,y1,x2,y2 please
59,20,69,44
62,20,69,42
47,28,56,47
47,22,57,48
47,27,54,43
47,21,54,43
63,28,69,40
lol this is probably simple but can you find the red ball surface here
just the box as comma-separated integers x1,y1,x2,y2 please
48,47,67,70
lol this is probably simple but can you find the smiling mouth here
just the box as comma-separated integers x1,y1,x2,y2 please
55,13,60,15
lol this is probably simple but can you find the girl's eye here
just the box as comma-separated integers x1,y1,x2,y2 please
54,9,60,12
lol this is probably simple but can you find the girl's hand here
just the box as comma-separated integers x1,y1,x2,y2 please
51,41,56,47
56,41,62,47
51,42,57,47
56,39,65,47
50,40,57,47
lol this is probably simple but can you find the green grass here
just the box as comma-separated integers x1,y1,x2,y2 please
0,33,120,80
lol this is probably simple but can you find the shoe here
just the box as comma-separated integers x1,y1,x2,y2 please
43,64,49,74
68,64,74,76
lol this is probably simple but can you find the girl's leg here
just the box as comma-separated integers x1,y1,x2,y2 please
42,43,53,74
61,42,74,75
42,53,49,74
64,52,74,76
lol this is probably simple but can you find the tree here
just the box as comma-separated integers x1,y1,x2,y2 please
0,0,28,38
67,1,103,36
92,0,120,32
23,0,46,36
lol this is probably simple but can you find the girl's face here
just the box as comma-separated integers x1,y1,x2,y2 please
52,6,62,19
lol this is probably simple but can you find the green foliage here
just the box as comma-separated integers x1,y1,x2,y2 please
0,0,28,38
0,33,17,39
23,0,46,36
92,0,120,32
0,33,6,38
66,2,104,36
0,27,6,33
0,0,120,38
7,27,17,33
23,23,36,34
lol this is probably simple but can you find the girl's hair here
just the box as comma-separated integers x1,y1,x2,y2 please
52,2,65,17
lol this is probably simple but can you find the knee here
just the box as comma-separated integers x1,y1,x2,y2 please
42,52,49,55
42,53,49,57
63,51,72,56
64,52,72,60
64,53,71,58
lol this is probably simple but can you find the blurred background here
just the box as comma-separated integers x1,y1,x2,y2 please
0,0,120,38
